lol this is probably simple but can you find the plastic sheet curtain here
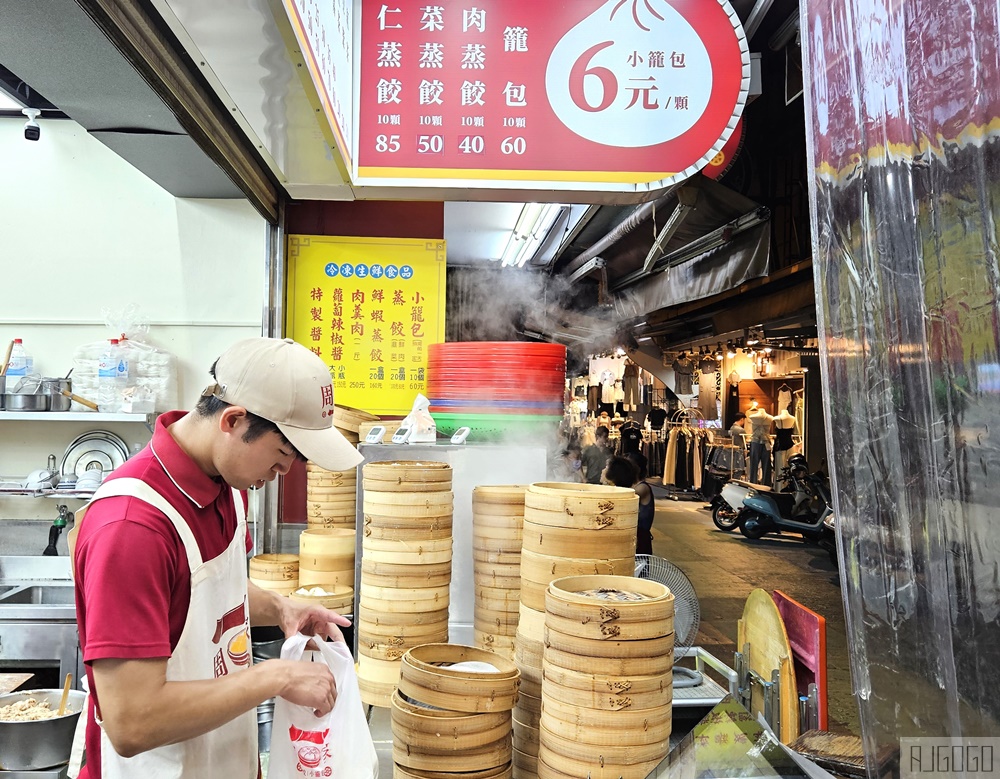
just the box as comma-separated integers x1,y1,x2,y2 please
802,0,1000,761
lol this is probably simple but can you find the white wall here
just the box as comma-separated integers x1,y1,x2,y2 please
0,118,267,519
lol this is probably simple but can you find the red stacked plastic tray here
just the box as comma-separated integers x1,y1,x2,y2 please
428,342,567,438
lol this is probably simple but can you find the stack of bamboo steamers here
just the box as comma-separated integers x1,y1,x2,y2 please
357,461,454,707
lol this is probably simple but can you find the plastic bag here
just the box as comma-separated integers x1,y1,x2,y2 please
269,635,378,779
400,393,437,443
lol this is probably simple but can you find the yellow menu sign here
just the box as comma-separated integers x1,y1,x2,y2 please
286,235,447,416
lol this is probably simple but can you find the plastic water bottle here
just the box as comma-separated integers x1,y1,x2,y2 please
5,339,34,377
97,339,122,412
114,342,132,396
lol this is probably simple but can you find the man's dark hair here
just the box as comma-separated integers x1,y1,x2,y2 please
625,450,648,480
604,456,638,488
595,426,610,441
195,359,304,457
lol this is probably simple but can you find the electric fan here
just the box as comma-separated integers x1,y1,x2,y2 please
634,554,703,687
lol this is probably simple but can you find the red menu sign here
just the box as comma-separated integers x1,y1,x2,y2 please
355,0,749,193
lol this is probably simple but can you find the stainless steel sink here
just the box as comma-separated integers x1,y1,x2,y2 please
0,584,76,605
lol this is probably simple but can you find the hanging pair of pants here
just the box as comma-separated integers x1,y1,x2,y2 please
623,374,640,410
748,441,772,485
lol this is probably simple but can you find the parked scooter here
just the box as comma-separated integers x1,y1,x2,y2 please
712,479,752,531
737,455,833,541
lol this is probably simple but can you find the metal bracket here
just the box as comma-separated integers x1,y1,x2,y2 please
798,682,820,733
734,642,782,735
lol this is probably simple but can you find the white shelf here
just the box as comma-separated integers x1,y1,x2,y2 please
0,411,153,423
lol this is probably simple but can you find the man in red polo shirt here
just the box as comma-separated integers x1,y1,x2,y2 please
71,337,364,779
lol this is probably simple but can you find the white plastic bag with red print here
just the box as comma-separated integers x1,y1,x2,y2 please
269,634,378,779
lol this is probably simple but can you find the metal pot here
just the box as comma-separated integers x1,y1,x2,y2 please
0,688,86,770
41,378,72,412
2,393,49,411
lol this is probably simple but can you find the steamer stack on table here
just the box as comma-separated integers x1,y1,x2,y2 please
357,461,454,707
538,576,674,779
472,485,528,660
305,463,358,529
248,554,299,596
512,483,639,779
391,644,520,779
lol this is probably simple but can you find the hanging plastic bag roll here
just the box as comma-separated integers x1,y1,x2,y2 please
269,634,379,779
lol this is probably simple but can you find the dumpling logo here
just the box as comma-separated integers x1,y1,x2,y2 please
546,0,713,148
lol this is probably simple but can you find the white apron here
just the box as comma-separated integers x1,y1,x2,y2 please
71,478,257,779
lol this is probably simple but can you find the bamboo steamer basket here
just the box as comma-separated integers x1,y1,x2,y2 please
521,505,638,531
536,750,662,779
541,658,671,698
539,723,669,764
393,737,512,772
360,582,451,604
525,482,638,510
474,612,519,632
476,629,517,657
471,503,526,518
474,561,521,581
391,690,511,747
478,584,521,606
358,605,450,627
334,404,379,434
512,717,539,756
306,515,355,529
519,553,633,612
517,603,546,640
473,485,528,504
399,644,520,713
473,534,523,553
543,625,674,660
362,596,451,616
545,576,673,623
359,624,450,650
364,500,454,518
473,547,521,566
358,654,401,707
363,537,453,564
474,571,522,590
288,584,353,613
541,644,673,677
520,521,636,557
365,522,452,541
394,763,512,779
364,488,454,505
361,559,451,588
249,553,299,581
363,461,453,484
544,611,673,643
364,478,455,493
540,695,672,736
540,672,670,712
299,569,354,588
249,576,298,596
299,528,354,559
514,689,541,718
360,634,449,662
364,512,453,529
512,748,537,779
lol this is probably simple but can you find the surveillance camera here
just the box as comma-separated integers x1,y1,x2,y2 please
21,108,41,142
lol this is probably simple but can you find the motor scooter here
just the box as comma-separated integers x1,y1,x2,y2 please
737,455,833,541
712,479,757,531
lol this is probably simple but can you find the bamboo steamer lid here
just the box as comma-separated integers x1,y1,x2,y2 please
520,521,636,557
393,737,512,772
543,625,675,660
536,746,663,779
526,482,638,511
358,605,449,627
399,644,520,713
249,576,298,596
539,701,672,744
249,553,298,580
363,461,453,483
333,404,379,434
394,762,512,779
288,584,353,613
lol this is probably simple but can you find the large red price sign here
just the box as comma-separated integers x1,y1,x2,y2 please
355,0,749,192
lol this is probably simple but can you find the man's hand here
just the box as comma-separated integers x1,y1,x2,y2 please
265,658,338,716
278,597,351,643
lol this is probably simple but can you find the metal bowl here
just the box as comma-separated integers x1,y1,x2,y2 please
0,689,86,770
2,393,49,411
41,378,72,412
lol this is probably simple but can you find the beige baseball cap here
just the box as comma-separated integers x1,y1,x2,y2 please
204,337,363,471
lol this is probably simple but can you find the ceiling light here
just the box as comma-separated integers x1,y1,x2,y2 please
763,345,773,354
714,342,724,361
726,341,736,359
